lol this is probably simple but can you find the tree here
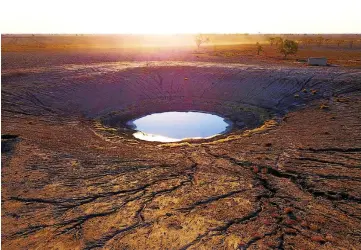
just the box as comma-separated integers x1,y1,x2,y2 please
256,42,263,55
268,37,275,46
278,39,298,58
195,34,209,50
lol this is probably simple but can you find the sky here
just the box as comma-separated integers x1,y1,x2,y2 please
1,0,360,34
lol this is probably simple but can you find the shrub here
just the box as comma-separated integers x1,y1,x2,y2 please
278,39,298,58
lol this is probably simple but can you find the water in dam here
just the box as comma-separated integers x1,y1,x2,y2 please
128,111,232,142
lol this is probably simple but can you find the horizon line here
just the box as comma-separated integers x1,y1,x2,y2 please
2,32,361,35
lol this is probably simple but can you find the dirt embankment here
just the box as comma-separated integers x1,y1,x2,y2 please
2,56,361,249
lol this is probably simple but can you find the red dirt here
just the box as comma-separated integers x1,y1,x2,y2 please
2,35,361,249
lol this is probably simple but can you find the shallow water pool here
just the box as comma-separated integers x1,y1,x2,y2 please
128,111,231,142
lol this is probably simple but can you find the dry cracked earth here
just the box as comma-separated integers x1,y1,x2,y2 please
2,58,361,249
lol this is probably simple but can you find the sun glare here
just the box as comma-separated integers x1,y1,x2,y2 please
1,0,360,34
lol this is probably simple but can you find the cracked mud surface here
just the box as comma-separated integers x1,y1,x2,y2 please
2,57,361,249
